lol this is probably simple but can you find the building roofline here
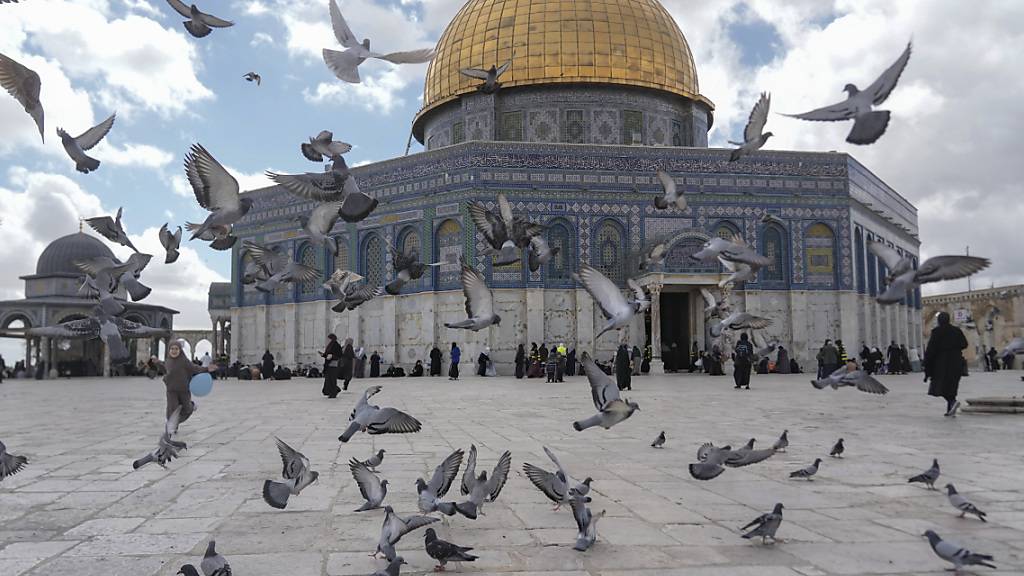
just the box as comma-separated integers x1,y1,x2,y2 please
922,284,1024,303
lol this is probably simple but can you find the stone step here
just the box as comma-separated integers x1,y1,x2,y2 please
964,396,1024,407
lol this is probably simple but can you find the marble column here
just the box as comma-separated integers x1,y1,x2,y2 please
649,284,662,364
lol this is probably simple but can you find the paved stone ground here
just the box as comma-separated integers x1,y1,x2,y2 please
1,369,1023,576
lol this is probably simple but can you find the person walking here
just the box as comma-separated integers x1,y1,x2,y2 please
566,348,577,376
340,337,355,391
614,343,632,390
556,343,567,382
200,351,212,370
816,340,839,379
514,344,526,379
924,311,969,417
641,345,651,374
631,345,642,376
733,333,754,389
164,340,216,424
354,347,366,379
477,348,490,377
448,342,461,380
986,347,1000,372
370,351,381,378
429,345,442,376
887,341,901,374
261,349,275,380
321,334,342,398
908,346,921,372
836,339,849,365
545,346,559,383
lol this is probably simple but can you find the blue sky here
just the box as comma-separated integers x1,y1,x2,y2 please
2,0,1022,359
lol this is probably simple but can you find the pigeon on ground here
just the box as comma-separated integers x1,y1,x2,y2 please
789,458,822,480
458,445,512,517
526,234,559,273
460,61,511,94
132,407,187,470
570,493,605,552
424,528,477,572
166,0,233,38
266,156,378,223
339,385,422,442
945,484,987,522
301,130,352,162
176,540,231,576
701,287,729,318
159,224,182,264
28,305,166,364
689,443,734,481
573,351,640,431
718,256,756,288
242,72,260,85
922,530,996,574
573,264,646,339
241,240,319,293
0,440,28,481
467,194,523,264
830,438,845,458
724,439,777,468
350,457,388,512
710,311,773,337
811,365,889,395
729,92,772,162
416,449,464,516
639,241,668,271
444,263,501,331
772,430,788,452
370,556,406,576
653,170,686,210
85,207,138,252
184,144,255,243
57,112,115,173
322,0,435,84
868,241,990,305
262,437,319,510
741,503,784,544
783,41,911,145
363,449,386,472
376,506,439,560
386,244,440,295
908,458,940,490
651,431,666,448
298,200,344,255
0,52,43,141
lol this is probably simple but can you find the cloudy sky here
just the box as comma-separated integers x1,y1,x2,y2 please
1,0,1020,351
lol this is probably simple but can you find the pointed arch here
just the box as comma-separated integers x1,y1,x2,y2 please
434,219,463,290
806,223,837,288
361,234,385,287
592,218,625,284
297,242,319,297
760,224,788,285
545,218,575,285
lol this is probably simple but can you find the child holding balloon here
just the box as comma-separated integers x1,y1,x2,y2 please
164,340,217,424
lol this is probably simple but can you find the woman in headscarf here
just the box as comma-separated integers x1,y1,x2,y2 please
514,344,526,379
566,348,577,376
261,349,275,380
164,340,216,424
775,345,791,374
448,342,461,380
924,311,969,417
477,348,490,377
641,345,651,374
370,351,381,378
340,338,355,391
320,334,342,398
429,345,442,376
631,345,642,376
615,343,632,390
354,346,366,379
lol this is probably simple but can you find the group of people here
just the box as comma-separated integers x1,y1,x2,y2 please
857,341,919,375
983,346,1015,371
319,336,390,397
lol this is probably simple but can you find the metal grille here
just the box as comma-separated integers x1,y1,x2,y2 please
664,238,717,273
623,110,643,145
594,220,624,284
362,235,385,287
400,228,422,290
547,222,574,281
762,226,785,282
298,244,318,295
452,122,465,144
502,111,524,142
564,109,585,144
806,223,836,286
435,219,463,290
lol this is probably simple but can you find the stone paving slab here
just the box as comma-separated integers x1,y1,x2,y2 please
1,370,1024,575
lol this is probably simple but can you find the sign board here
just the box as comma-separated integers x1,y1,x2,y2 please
953,308,971,323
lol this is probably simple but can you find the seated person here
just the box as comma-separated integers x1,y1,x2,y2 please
273,365,292,380
755,356,769,374
411,360,424,377
789,358,801,373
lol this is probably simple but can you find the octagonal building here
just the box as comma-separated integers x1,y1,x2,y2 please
226,0,922,372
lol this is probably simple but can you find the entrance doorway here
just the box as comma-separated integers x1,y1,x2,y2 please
660,292,691,370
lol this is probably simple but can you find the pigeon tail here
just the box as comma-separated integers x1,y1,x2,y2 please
436,501,458,516
339,193,378,223
165,249,179,264
124,280,151,302
495,242,518,266
76,157,101,174
573,536,593,551
209,236,238,251
385,278,405,295
262,480,291,509
338,421,361,443
810,379,830,389
444,319,475,330
132,454,155,470
331,301,348,313
183,20,212,38
455,501,478,519
572,414,602,432
847,111,890,145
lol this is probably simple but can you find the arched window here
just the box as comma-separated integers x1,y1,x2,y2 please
398,227,422,289
866,233,878,296
546,220,574,282
434,219,463,290
297,243,319,295
664,237,717,273
272,245,289,299
854,228,866,294
593,220,625,284
362,234,384,287
761,226,786,283
714,221,741,242
806,223,836,287
328,235,349,275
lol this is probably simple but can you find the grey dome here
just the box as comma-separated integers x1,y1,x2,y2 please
35,232,115,276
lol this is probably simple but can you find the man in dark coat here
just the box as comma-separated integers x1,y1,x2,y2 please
321,334,342,398
429,346,442,376
340,337,355,390
566,348,577,376
887,341,902,374
261,350,275,380
514,344,526,378
733,333,753,389
924,312,968,417
615,343,632,390
370,351,381,377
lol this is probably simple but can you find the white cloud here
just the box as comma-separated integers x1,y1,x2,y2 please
93,141,175,169
251,32,275,47
121,0,162,17
303,66,411,114
224,165,276,192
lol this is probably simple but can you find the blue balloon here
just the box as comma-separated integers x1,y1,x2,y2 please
190,372,214,397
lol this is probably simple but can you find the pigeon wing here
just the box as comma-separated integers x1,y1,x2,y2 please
328,0,361,48
915,255,989,284
243,241,288,274
574,264,631,321
495,60,511,76
460,67,490,80
460,265,493,320
656,170,676,199
392,514,439,541
522,463,566,503
866,240,904,270
743,92,770,142
113,317,167,338
282,262,321,284
196,11,233,28
580,351,621,410
375,48,436,64
349,458,383,503
322,48,362,83
460,444,477,495
74,112,115,150
496,193,515,226
427,449,464,497
783,99,857,122
486,450,512,501
467,201,506,247
186,144,241,211
165,0,192,18
159,223,174,249
28,317,99,338
266,170,338,202
847,372,889,394
0,54,43,139
274,437,308,480
366,407,421,435
864,41,912,106
627,277,646,303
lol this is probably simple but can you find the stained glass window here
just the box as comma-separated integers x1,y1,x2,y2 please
547,221,574,281
761,226,785,283
435,219,463,290
564,109,585,143
298,243,318,295
806,223,836,286
362,235,384,287
623,110,643,145
502,111,524,141
594,220,624,284
452,122,465,145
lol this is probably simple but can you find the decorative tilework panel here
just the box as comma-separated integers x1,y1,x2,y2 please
435,219,463,290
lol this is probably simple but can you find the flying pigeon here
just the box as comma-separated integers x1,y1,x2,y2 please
718,256,756,288
386,244,440,295
639,241,668,271
526,234,559,273
326,272,383,313
811,365,889,394
783,41,911,145
350,457,388,512
724,438,777,468
184,222,236,251
338,385,422,442
700,287,729,318
789,458,822,480
376,505,439,560
57,112,115,174
166,0,234,38
772,430,788,452
75,252,153,302
945,484,987,522
460,61,511,93
362,449,386,472
752,335,778,362
522,446,591,510
573,351,640,431
242,72,260,85
570,494,605,552
298,200,344,255
416,449,464,517
457,445,512,518
301,130,352,162
159,223,182,264
0,52,43,141
830,438,845,458
424,528,477,572
467,194,521,265
691,235,771,268
653,170,686,210
262,437,319,510
0,440,29,481
370,556,406,576
689,443,733,481
908,458,940,490
184,144,255,243
266,156,378,223
710,311,773,337
176,540,231,576
444,263,501,331
132,407,187,470
922,530,996,574
85,207,138,253
740,503,784,544
28,305,166,364
729,92,772,162
651,431,666,448
240,240,319,293
573,264,646,339
867,241,990,305
322,0,435,84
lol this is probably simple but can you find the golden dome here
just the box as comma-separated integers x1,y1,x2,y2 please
418,0,711,118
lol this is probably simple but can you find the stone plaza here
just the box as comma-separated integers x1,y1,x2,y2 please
1,369,1023,576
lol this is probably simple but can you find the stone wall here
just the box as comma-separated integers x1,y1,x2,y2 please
923,284,1024,365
